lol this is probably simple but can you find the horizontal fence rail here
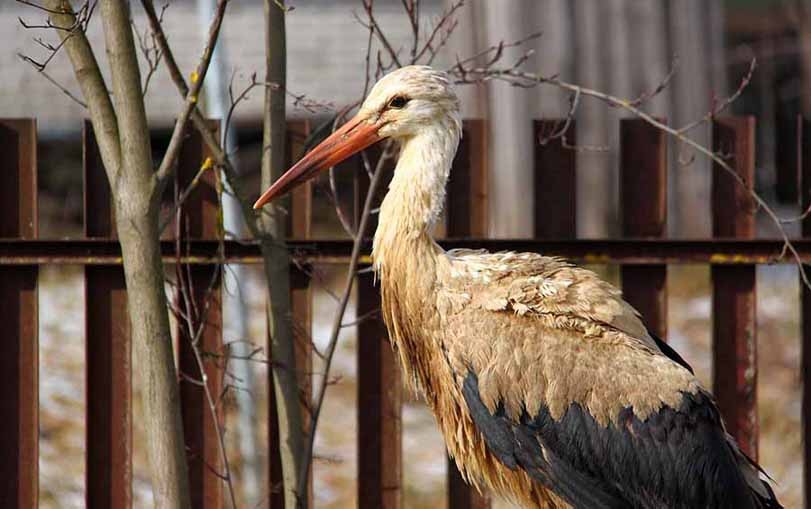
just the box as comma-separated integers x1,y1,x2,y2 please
2,238,811,265
2,115,810,508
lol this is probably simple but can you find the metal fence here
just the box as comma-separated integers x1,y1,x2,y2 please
1,116,809,508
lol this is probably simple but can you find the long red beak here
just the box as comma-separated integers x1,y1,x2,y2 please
253,114,383,209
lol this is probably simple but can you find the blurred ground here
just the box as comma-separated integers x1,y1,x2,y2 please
38,262,804,508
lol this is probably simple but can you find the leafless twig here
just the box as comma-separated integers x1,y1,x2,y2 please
450,52,811,287
414,0,464,64
675,57,757,135
154,0,230,184
169,172,240,509
17,0,98,70
296,139,395,499
132,4,168,96
628,55,680,108
17,54,87,107
361,0,402,67
159,157,216,234
141,0,274,245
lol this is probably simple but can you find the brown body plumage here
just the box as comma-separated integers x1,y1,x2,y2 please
256,66,780,509
376,244,699,507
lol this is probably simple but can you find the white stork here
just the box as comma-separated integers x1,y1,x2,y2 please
254,66,781,509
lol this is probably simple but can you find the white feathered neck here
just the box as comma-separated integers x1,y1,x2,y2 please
372,115,462,271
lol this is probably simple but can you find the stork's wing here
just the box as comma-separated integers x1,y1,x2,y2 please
650,331,694,374
440,250,779,508
444,250,657,350
461,370,779,509
440,250,699,422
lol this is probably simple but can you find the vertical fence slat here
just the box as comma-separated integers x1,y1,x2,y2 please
711,116,758,460
534,120,576,238
620,118,668,339
83,121,132,509
268,385,284,508
534,119,577,238
357,271,402,509
446,119,490,509
0,118,38,509
447,119,488,238
289,263,312,505
775,113,801,204
799,116,811,509
356,140,402,509
176,122,223,509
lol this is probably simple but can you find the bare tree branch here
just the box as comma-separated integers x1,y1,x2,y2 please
296,139,395,503
159,157,215,234
413,0,463,63
17,53,87,107
450,53,811,287
154,0,230,184
676,57,756,135
132,9,166,96
36,0,120,180
99,0,153,191
361,0,402,67
171,207,240,509
141,0,264,242
402,0,419,62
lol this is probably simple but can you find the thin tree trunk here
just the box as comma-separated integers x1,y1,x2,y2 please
99,2,192,507
44,1,192,507
261,1,305,507
116,204,191,509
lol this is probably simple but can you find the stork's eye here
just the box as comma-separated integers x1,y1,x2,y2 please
388,95,410,109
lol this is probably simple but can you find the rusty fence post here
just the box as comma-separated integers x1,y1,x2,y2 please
799,116,811,509
174,121,224,509
357,271,402,509
0,119,38,509
775,113,801,204
83,121,132,509
619,118,668,339
446,119,490,509
711,116,758,460
447,119,488,238
355,136,402,509
534,120,576,239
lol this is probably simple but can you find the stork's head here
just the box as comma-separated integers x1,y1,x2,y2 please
253,65,459,208
359,65,460,138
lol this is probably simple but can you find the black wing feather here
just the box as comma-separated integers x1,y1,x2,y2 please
463,374,630,509
462,371,778,509
648,330,694,374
